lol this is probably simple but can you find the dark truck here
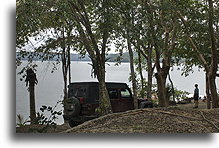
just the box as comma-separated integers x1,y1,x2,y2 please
63,82,152,127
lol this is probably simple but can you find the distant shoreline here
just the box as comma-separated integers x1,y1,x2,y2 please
16,52,133,63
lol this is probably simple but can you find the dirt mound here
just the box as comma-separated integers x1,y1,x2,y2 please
63,107,219,133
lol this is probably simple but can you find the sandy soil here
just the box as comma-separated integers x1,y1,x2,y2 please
16,101,219,133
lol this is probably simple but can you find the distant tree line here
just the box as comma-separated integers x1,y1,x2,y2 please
16,52,133,62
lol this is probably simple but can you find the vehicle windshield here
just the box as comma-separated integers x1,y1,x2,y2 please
68,87,86,98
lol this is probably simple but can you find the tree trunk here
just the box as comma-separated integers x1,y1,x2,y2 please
155,72,167,107
29,83,36,124
127,36,138,109
206,74,211,109
154,40,171,107
61,49,69,123
67,34,71,85
208,73,219,108
62,64,68,99
146,48,153,101
137,51,144,95
208,0,219,108
168,73,175,102
61,30,71,123
97,63,112,115
62,62,68,100
137,46,154,101
155,51,170,107
61,30,68,99
68,0,113,115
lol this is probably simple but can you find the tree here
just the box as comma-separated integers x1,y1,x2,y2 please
16,0,81,122
67,0,119,115
113,0,139,108
207,0,219,108
115,0,178,107
133,0,156,101
141,0,178,107
132,0,155,103
174,0,219,108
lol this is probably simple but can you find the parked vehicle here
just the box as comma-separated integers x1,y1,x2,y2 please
63,82,135,127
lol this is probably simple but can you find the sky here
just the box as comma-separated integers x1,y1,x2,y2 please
1,0,219,148
18,28,120,54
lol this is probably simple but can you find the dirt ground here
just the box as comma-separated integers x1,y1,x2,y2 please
177,100,208,110
16,101,219,133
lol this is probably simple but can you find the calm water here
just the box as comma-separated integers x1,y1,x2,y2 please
16,61,219,125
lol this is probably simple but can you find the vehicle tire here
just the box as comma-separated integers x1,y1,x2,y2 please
68,120,80,127
66,97,81,116
139,101,153,108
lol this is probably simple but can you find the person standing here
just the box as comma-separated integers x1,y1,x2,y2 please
193,84,199,108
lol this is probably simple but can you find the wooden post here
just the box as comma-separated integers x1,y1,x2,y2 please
25,68,38,124
29,82,36,124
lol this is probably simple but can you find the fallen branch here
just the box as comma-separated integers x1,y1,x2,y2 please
200,111,219,131
120,108,202,121
140,108,203,121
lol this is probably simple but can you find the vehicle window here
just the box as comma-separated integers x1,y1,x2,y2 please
121,89,131,98
75,87,86,98
89,86,99,102
68,88,74,97
108,89,118,99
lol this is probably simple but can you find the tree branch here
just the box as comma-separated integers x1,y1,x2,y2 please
200,111,219,131
176,10,210,72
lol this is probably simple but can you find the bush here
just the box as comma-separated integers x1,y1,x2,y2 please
34,101,62,132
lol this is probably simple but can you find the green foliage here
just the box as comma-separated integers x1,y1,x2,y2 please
16,0,219,109
136,78,147,98
135,77,157,99
34,101,62,132
17,63,38,81
36,101,62,125
16,0,80,67
16,0,219,71
174,88,190,101
173,0,218,75
16,114,29,127
95,107,101,116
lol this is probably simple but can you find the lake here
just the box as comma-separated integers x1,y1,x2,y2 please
16,61,219,125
